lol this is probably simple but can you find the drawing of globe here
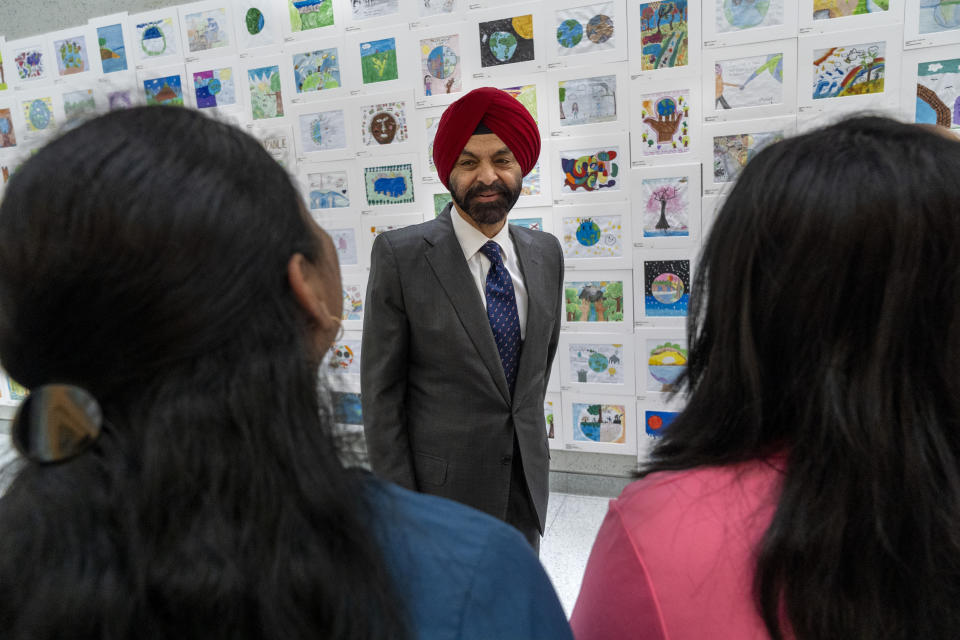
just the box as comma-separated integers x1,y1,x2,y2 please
576,219,601,246
246,8,265,35
310,120,324,146
489,31,517,62
141,26,167,56
723,0,770,29
588,352,609,373
427,45,457,79
28,100,51,130
586,14,614,44
652,273,684,304
657,97,677,117
556,19,583,49
208,78,222,95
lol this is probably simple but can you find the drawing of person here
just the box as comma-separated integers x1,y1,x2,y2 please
715,63,740,110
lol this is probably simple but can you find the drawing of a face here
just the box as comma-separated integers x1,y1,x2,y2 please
370,112,397,144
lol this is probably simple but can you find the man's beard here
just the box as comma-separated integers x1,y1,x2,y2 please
450,178,522,226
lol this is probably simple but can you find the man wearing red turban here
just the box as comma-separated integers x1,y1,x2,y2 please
362,88,563,551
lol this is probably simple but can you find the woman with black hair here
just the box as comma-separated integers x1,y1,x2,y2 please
571,117,960,640
0,106,572,640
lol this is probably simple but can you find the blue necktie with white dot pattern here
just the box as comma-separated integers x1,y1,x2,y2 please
479,240,521,395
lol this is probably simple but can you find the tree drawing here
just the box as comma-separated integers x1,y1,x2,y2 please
649,185,678,230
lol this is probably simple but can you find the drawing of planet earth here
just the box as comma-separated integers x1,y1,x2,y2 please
427,45,457,79
28,99,52,130
488,31,517,62
576,219,601,246
557,19,583,48
310,119,324,146
652,273,684,304
723,0,770,29
588,351,609,373
587,14,614,43
246,8,265,35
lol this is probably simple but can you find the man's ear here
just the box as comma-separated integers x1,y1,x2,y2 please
287,253,339,343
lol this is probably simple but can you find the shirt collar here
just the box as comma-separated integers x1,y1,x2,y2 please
450,206,513,261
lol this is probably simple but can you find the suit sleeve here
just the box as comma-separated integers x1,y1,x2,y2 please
545,237,563,391
361,233,417,491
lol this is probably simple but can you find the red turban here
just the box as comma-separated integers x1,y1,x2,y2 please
432,87,541,189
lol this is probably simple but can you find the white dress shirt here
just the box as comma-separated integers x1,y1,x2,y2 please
450,207,528,340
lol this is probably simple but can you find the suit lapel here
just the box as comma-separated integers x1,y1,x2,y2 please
510,226,549,408
424,207,512,405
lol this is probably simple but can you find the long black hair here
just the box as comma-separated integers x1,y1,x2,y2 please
0,107,407,639
645,117,960,639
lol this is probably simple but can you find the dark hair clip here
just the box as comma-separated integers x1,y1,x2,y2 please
11,384,103,464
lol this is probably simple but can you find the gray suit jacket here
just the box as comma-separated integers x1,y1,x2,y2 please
361,206,563,532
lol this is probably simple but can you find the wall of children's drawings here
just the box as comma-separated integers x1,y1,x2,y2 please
0,0,958,464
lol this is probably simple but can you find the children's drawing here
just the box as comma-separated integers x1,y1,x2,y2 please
641,176,689,237
568,343,625,384
248,65,283,119
360,38,398,85
97,24,128,73
54,36,90,76
0,109,16,148
421,0,456,16
329,228,359,266
919,1,960,34
433,192,453,215
328,338,362,376
715,53,783,110
812,43,885,100
562,215,624,258
360,101,408,146
814,0,889,20
916,56,960,130
293,48,340,94
22,97,55,132
306,170,350,209
352,0,400,20
521,161,542,196
6,377,28,401
299,109,346,152
421,35,461,96
501,84,539,122
558,75,617,127
560,147,621,193
544,399,556,440
716,0,784,32
638,89,690,155
644,259,689,317
184,9,230,52
638,1,688,71
511,218,543,230
288,0,335,32
645,409,677,436
237,4,279,48
425,115,440,173
259,128,294,168
712,130,783,183
478,15,535,68
136,18,179,58
245,7,266,35
144,75,184,107
646,339,687,392
364,163,415,206
564,280,625,322
342,284,364,320
555,2,616,56
63,89,96,122
193,67,236,109
108,90,133,110
14,47,46,81
573,402,626,443
332,391,363,425
0,50,7,90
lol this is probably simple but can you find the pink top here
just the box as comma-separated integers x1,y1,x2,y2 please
570,459,785,640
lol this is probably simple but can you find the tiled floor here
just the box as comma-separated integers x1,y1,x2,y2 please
540,492,612,617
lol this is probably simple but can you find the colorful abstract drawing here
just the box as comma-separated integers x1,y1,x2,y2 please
299,110,346,153
713,130,783,183
573,402,626,443
193,67,236,109
328,338,361,375
814,0,888,20
0,109,16,148
63,89,97,122
433,192,452,216
307,170,350,209
330,228,359,265
144,75,184,106
568,343,625,384
639,1,688,71
479,15,535,68
510,218,543,230
544,399,556,439
360,38,398,85
521,161,542,196
639,90,690,155
559,75,617,126
108,90,133,110
364,164,415,206
645,409,677,436
500,84,538,123
715,53,783,110
563,280,625,322
14,48,45,80
23,97,55,132
293,48,340,94
136,18,178,58
342,284,364,319
644,260,689,317
185,9,231,52
289,0,335,32
562,215,624,258
813,43,885,100
641,176,689,237
555,2,616,56
421,35,461,96
717,0,784,32
360,101,408,146
920,0,960,34
55,36,90,76
916,57,960,130
646,339,687,392
352,0,400,20
97,24,128,73
332,391,363,425
248,65,283,119
560,147,621,193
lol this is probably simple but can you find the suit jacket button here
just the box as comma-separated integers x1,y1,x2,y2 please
500,455,512,465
